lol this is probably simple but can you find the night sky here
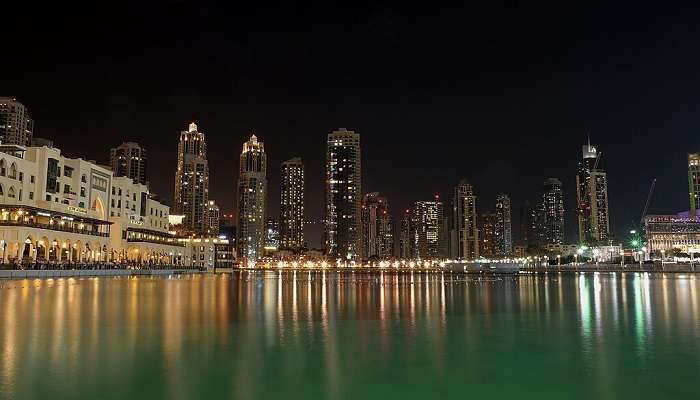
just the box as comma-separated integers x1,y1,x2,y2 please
4,1,700,247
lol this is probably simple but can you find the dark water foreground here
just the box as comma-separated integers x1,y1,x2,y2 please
1,271,699,399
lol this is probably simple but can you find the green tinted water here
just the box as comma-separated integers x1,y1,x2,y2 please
1,272,699,399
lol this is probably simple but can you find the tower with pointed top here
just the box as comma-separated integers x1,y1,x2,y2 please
173,122,209,233
237,134,267,264
576,138,610,244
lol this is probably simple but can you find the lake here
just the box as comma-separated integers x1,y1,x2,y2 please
1,271,699,399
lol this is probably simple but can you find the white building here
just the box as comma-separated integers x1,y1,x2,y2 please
0,143,190,266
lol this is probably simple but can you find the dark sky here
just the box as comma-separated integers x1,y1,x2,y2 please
4,1,699,247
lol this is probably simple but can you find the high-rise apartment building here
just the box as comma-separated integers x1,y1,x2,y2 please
399,209,415,259
543,178,565,244
495,194,512,256
325,128,361,259
206,200,220,235
237,134,267,263
0,97,34,146
361,192,394,259
451,179,479,259
576,140,610,244
280,157,304,250
173,122,209,233
689,153,700,217
110,142,147,185
479,213,497,258
412,198,447,260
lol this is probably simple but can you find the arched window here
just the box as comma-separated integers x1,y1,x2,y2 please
0,159,6,176
9,163,17,179
0,184,4,196
8,186,16,198
81,174,87,183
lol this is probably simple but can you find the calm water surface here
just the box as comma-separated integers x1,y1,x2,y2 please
1,271,699,399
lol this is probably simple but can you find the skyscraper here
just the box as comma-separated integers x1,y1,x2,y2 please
110,142,147,185
689,153,700,217
495,194,512,256
280,157,304,250
173,122,209,233
399,209,415,259
479,213,498,258
451,179,479,259
0,97,34,146
206,200,220,235
361,192,395,259
576,140,610,244
237,134,267,263
413,198,447,259
543,178,565,244
325,128,361,260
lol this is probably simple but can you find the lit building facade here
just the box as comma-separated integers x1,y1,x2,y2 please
206,200,220,235
645,213,700,254
280,157,304,250
689,153,700,217
110,142,147,185
0,97,34,146
0,144,188,266
479,213,497,258
412,199,447,260
325,128,361,259
361,192,394,259
237,134,267,263
451,179,478,259
495,194,512,256
187,236,235,270
576,141,610,244
399,209,414,259
173,122,209,233
543,178,565,244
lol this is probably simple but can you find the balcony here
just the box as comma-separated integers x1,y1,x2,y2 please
0,219,110,237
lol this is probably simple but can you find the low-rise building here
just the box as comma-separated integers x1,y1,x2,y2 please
0,144,189,266
187,236,236,269
645,213,700,254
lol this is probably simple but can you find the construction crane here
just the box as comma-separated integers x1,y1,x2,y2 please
638,178,657,230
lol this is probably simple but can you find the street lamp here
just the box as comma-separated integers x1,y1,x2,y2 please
557,254,561,266
661,249,666,269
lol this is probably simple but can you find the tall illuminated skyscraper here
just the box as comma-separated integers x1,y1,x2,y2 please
237,134,267,263
479,213,497,258
280,157,304,250
361,192,394,259
399,209,415,259
173,122,209,233
0,97,34,146
451,179,479,259
325,128,361,259
689,153,700,218
413,198,447,260
495,194,512,255
543,178,565,244
576,139,610,244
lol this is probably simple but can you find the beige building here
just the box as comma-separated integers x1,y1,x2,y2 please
0,143,189,266
187,236,235,269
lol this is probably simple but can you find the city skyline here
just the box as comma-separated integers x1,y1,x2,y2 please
7,4,700,249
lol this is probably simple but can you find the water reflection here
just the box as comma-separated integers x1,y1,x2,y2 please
1,272,700,399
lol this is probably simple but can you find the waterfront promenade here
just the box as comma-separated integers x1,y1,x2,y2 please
0,262,201,279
